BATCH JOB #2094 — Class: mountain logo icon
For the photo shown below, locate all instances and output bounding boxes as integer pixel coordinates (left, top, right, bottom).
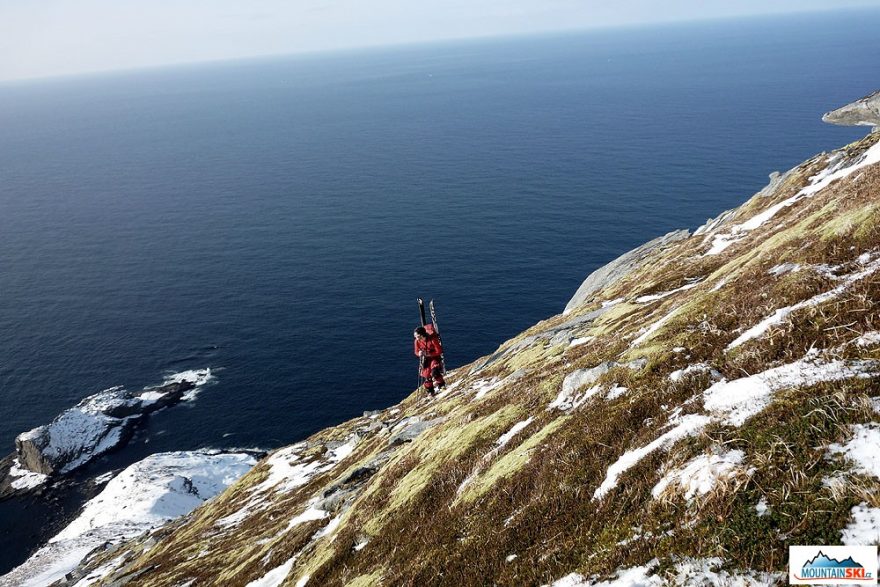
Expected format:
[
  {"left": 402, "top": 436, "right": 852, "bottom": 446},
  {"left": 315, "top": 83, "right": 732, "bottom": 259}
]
[{"left": 803, "top": 551, "right": 864, "bottom": 569}]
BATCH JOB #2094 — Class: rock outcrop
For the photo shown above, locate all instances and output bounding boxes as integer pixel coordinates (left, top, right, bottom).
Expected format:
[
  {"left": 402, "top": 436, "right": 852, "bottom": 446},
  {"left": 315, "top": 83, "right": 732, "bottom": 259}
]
[
  {"left": 11, "top": 370, "right": 211, "bottom": 478},
  {"left": 563, "top": 229, "right": 690, "bottom": 314},
  {"left": 822, "top": 90, "right": 880, "bottom": 128}
]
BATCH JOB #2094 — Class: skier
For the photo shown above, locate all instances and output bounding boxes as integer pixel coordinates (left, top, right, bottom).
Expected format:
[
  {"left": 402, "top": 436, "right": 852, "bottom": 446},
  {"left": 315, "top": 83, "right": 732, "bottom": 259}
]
[{"left": 414, "top": 325, "right": 445, "bottom": 395}]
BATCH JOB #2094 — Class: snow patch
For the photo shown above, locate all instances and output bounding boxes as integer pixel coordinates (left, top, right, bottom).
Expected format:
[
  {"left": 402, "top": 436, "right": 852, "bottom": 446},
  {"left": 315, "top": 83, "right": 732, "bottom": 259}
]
[
  {"left": 250, "top": 436, "right": 357, "bottom": 498},
  {"left": 705, "top": 234, "right": 745, "bottom": 256},
  {"left": 756, "top": 498, "right": 769, "bottom": 517},
  {"left": 672, "top": 558, "right": 779, "bottom": 586},
  {"left": 219, "top": 439, "right": 351, "bottom": 529},
  {"left": 703, "top": 356, "right": 878, "bottom": 426},
  {"left": 472, "top": 370, "right": 526, "bottom": 400},
  {"left": 71, "top": 554, "right": 128, "bottom": 587},
  {"left": 55, "top": 451, "right": 254, "bottom": 541},
  {"left": 635, "top": 279, "right": 702, "bottom": 304},
  {"left": 9, "top": 459, "right": 47, "bottom": 490},
  {"left": 548, "top": 563, "right": 662, "bottom": 587},
  {"left": 854, "top": 331, "right": 880, "bottom": 347},
  {"left": 704, "top": 142, "right": 880, "bottom": 256},
  {"left": 287, "top": 505, "right": 329, "bottom": 530},
  {"left": 245, "top": 556, "right": 297, "bottom": 587},
  {"left": 841, "top": 503, "right": 880, "bottom": 546},
  {"left": 569, "top": 336, "right": 594, "bottom": 348},
  {"left": 727, "top": 257, "right": 880, "bottom": 350},
  {"left": 669, "top": 363, "right": 718, "bottom": 383},
  {"left": 457, "top": 418, "right": 536, "bottom": 495},
  {"left": 711, "top": 276, "right": 730, "bottom": 292},
  {"left": 497, "top": 418, "right": 534, "bottom": 448},
  {"left": 250, "top": 444, "right": 324, "bottom": 496},
  {"left": 801, "top": 141, "right": 880, "bottom": 197},
  {"left": 327, "top": 437, "right": 357, "bottom": 462},
  {"left": 313, "top": 515, "right": 341, "bottom": 541},
  {"left": 473, "top": 378, "right": 503, "bottom": 400},
  {"left": 605, "top": 386, "right": 628, "bottom": 401},
  {"left": 215, "top": 507, "right": 252, "bottom": 528},
  {"left": 593, "top": 414, "right": 711, "bottom": 500},
  {"left": 768, "top": 263, "right": 802, "bottom": 276},
  {"left": 828, "top": 424, "right": 880, "bottom": 479},
  {"left": 652, "top": 448, "right": 746, "bottom": 502},
  {"left": 602, "top": 297, "right": 625, "bottom": 308},
  {"left": 631, "top": 308, "right": 679, "bottom": 348},
  {"left": 549, "top": 558, "right": 778, "bottom": 586}
]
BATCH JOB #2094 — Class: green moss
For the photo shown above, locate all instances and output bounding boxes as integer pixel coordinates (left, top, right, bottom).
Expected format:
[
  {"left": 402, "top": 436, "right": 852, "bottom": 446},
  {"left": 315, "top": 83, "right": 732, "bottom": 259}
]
[
  {"left": 591, "top": 302, "right": 640, "bottom": 336},
  {"left": 364, "top": 405, "right": 521, "bottom": 534},
  {"left": 505, "top": 343, "right": 555, "bottom": 370},
  {"left": 458, "top": 417, "right": 568, "bottom": 503},
  {"left": 345, "top": 570, "right": 385, "bottom": 586},
  {"left": 537, "top": 373, "right": 564, "bottom": 403},
  {"left": 622, "top": 344, "right": 664, "bottom": 364},
  {"left": 822, "top": 203, "right": 879, "bottom": 240}
]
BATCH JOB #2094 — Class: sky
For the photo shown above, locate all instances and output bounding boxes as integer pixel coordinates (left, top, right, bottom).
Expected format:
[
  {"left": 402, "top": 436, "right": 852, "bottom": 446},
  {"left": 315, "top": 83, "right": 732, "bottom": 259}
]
[{"left": 1, "top": 0, "right": 879, "bottom": 82}]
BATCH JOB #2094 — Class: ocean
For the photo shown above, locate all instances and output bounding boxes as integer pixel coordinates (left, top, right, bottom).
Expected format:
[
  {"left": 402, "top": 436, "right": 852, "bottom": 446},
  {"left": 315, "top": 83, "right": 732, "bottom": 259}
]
[{"left": 0, "top": 8, "right": 878, "bottom": 572}]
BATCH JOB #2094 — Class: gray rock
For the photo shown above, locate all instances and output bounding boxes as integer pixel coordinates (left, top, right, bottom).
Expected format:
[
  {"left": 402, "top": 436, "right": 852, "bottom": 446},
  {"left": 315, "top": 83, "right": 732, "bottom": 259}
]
[
  {"left": 822, "top": 90, "right": 880, "bottom": 128},
  {"left": 470, "top": 335, "right": 541, "bottom": 373},
  {"left": 470, "top": 306, "right": 612, "bottom": 374},
  {"left": 388, "top": 417, "right": 443, "bottom": 446},
  {"left": 754, "top": 169, "right": 797, "bottom": 199},
  {"left": 554, "top": 306, "right": 609, "bottom": 331},
  {"left": 626, "top": 358, "right": 648, "bottom": 370},
  {"left": 562, "top": 362, "right": 615, "bottom": 394},
  {"left": 549, "top": 329, "right": 573, "bottom": 346},
  {"left": 564, "top": 229, "right": 690, "bottom": 314},
  {"left": 693, "top": 209, "right": 736, "bottom": 236},
  {"left": 0, "top": 455, "right": 25, "bottom": 501}
]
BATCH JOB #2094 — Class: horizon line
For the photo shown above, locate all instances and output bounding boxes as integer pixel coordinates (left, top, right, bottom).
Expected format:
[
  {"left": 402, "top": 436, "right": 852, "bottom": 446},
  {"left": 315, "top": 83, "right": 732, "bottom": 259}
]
[{"left": 2, "top": 4, "right": 878, "bottom": 86}]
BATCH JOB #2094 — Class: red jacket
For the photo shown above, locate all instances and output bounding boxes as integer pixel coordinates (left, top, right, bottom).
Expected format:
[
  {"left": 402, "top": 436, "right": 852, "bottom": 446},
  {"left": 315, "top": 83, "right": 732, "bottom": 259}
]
[{"left": 414, "top": 333, "right": 443, "bottom": 361}]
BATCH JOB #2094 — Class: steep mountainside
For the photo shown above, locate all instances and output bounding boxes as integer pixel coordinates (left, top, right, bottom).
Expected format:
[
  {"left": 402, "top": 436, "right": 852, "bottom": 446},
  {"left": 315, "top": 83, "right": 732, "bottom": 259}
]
[{"left": 59, "top": 98, "right": 880, "bottom": 586}]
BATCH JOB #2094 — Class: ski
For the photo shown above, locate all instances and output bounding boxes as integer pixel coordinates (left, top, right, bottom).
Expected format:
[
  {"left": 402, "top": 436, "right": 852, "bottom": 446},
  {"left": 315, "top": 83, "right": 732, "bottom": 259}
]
[
  {"left": 418, "top": 298, "right": 427, "bottom": 327},
  {"left": 429, "top": 299, "right": 446, "bottom": 375}
]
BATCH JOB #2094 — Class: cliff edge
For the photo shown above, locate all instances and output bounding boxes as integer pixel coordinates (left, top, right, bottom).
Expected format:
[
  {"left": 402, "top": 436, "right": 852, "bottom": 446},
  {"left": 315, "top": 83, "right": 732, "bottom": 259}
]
[
  {"left": 822, "top": 90, "right": 880, "bottom": 129},
  {"left": 42, "top": 92, "right": 880, "bottom": 587}
]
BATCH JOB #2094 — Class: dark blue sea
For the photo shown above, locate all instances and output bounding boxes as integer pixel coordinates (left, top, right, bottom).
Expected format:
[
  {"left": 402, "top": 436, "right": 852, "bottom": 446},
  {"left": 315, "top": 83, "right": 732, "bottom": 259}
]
[{"left": 1, "top": 9, "right": 878, "bottom": 572}]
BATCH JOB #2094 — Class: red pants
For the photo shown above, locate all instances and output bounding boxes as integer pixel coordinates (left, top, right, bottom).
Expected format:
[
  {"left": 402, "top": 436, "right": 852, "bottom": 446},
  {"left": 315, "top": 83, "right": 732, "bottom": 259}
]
[{"left": 421, "top": 358, "right": 445, "bottom": 390}]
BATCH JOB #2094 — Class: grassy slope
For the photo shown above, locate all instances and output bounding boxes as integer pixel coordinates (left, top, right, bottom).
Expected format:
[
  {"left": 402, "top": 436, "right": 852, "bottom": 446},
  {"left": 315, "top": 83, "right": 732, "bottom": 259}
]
[{"left": 73, "top": 132, "right": 880, "bottom": 586}]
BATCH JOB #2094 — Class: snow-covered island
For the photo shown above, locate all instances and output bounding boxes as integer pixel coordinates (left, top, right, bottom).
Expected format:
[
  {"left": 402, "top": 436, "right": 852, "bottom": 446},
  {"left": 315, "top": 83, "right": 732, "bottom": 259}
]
[{"left": 0, "top": 369, "right": 215, "bottom": 499}]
